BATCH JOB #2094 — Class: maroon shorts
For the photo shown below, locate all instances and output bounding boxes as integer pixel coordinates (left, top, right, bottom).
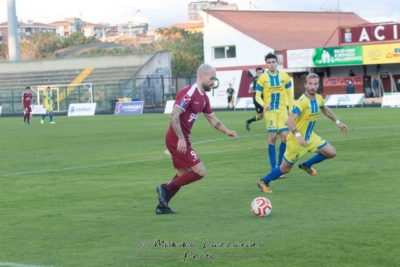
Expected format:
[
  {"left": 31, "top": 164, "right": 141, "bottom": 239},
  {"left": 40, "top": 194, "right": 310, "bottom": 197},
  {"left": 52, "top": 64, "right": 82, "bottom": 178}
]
[
  {"left": 165, "top": 138, "right": 201, "bottom": 169},
  {"left": 24, "top": 106, "right": 32, "bottom": 113}
]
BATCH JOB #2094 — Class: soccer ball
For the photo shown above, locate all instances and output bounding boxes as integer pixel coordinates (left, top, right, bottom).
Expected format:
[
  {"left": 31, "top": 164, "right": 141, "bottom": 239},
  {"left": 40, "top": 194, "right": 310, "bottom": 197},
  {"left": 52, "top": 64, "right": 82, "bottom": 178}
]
[{"left": 251, "top": 197, "right": 272, "bottom": 217}]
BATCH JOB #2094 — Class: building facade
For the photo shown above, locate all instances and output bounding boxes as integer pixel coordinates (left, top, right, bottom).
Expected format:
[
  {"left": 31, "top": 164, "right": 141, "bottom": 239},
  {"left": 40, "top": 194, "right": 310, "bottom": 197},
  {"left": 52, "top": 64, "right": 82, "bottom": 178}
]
[
  {"left": 201, "top": 10, "right": 399, "bottom": 107},
  {"left": 0, "top": 21, "right": 56, "bottom": 44}
]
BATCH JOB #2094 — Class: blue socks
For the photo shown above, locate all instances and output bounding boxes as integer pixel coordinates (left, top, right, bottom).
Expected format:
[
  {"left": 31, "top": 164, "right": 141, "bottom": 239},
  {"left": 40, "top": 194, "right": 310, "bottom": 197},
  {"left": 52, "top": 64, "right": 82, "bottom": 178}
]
[
  {"left": 278, "top": 142, "right": 286, "bottom": 166},
  {"left": 268, "top": 144, "right": 276, "bottom": 168},
  {"left": 262, "top": 153, "right": 327, "bottom": 186},
  {"left": 50, "top": 115, "right": 53, "bottom": 122},
  {"left": 268, "top": 143, "right": 286, "bottom": 168},
  {"left": 262, "top": 166, "right": 283, "bottom": 184},
  {"left": 303, "top": 153, "right": 327, "bottom": 168}
]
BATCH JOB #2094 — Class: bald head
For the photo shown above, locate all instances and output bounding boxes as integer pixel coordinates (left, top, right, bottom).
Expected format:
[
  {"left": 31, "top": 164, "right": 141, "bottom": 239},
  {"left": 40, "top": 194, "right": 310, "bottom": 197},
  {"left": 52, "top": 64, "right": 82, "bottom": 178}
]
[
  {"left": 197, "top": 64, "right": 216, "bottom": 77},
  {"left": 197, "top": 64, "right": 217, "bottom": 92}
]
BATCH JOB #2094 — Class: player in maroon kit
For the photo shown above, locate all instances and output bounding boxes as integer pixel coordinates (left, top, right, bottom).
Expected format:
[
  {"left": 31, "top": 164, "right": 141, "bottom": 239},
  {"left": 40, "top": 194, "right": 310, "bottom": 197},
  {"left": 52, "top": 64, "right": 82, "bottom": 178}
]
[
  {"left": 22, "top": 86, "right": 33, "bottom": 125},
  {"left": 156, "top": 64, "right": 238, "bottom": 214}
]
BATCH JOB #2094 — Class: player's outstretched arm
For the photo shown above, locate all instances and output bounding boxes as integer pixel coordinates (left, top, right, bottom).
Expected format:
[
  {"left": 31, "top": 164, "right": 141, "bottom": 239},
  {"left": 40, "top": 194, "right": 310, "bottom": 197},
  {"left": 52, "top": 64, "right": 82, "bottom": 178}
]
[
  {"left": 203, "top": 113, "right": 237, "bottom": 139},
  {"left": 321, "top": 106, "right": 348, "bottom": 132}
]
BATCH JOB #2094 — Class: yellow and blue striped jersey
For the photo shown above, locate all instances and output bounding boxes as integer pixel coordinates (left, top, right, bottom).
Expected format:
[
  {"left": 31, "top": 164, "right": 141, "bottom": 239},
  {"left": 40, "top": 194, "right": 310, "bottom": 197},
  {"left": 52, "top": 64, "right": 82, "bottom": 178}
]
[
  {"left": 255, "top": 70, "right": 293, "bottom": 111},
  {"left": 292, "top": 94, "right": 325, "bottom": 141},
  {"left": 43, "top": 92, "right": 54, "bottom": 108}
]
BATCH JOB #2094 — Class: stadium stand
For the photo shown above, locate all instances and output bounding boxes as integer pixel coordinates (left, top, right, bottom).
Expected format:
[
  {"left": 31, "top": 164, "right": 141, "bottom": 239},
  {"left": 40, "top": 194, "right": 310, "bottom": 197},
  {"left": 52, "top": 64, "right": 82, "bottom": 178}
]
[
  {"left": 0, "top": 52, "right": 172, "bottom": 114},
  {"left": 0, "top": 69, "right": 84, "bottom": 90}
]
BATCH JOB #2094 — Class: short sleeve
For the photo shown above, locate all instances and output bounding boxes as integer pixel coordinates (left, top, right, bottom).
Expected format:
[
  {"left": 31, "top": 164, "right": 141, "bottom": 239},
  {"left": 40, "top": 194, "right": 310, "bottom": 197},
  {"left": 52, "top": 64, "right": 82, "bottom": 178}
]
[
  {"left": 252, "top": 79, "right": 257, "bottom": 89},
  {"left": 176, "top": 93, "right": 192, "bottom": 111},
  {"left": 292, "top": 99, "right": 305, "bottom": 115},
  {"left": 255, "top": 74, "right": 265, "bottom": 92},
  {"left": 284, "top": 74, "right": 293, "bottom": 89}
]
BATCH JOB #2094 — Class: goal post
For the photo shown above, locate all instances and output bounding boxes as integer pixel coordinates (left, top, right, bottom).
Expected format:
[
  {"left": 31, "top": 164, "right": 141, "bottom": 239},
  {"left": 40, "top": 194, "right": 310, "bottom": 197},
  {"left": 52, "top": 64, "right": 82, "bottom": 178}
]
[{"left": 32, "top": 83, "right": 93, "bottom": 112}]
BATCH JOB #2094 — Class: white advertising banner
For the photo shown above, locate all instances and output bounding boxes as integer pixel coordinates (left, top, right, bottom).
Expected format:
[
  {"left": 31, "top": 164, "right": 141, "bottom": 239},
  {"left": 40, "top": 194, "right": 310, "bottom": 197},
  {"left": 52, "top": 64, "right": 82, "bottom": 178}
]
[
  {"left": 68, "top": 103, "right": 97, "bottom": 116},
  {"left": 325, "top": 94, "right": 364, "bottom": 106},
  {"left": 286, "top": 49, "right": 315, "bottom": 68},
  {"left": 31, "top": 105, "right": 46, "bottom": 115},
  {"left": 0, "top": 106, "right": 2, "bottom": 116},
  {"left": 207, "top": 70, "right": 242, "bottom": 108},
  {"left": 382, "top": 92, "right": 400, "bottom": 108},
  {"left": 164, "top": 100, "right": 175, "bottom": 114},
  {"left": 234, "top": 97, "right": 255, "bottom": 109}
]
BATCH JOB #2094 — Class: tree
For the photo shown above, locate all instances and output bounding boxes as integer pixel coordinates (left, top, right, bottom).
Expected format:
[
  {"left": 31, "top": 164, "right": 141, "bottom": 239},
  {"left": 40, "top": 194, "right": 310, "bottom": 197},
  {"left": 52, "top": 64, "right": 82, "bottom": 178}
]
[
  {"left": 20, "top": 32, "right": 61, "bottom": 60},
  {"left": 60, "top": 32, "right": 97, "bottom": 48},
  {"left": 140, "top": 28, "right": 203, "bottom": 76},
  {"left": 18, "top": 32, "right": 98, "bottom": 60},
  {"left": 0, "top": 44, "right": 7, "bottom": 60}
]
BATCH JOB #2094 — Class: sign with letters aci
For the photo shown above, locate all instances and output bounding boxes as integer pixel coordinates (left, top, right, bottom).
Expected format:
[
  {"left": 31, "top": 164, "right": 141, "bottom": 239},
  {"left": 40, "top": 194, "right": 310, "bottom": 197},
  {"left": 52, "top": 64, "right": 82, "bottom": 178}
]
[{"left": 114, "top": 101, "right": 144, "bottom": 115}]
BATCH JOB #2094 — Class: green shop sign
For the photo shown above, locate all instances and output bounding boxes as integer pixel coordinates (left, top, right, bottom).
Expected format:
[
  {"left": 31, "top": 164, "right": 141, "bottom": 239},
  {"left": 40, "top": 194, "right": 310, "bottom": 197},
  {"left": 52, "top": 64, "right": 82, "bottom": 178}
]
[{"left": 313, "top": 46, "right": 363, "bottom": 66}]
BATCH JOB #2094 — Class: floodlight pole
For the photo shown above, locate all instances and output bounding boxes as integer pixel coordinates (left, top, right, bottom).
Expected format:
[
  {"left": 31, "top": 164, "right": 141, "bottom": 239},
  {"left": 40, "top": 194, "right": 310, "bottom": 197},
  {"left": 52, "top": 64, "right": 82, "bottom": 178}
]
[{"left": 7, "top": 0, "right": 20, "bottom": 62}]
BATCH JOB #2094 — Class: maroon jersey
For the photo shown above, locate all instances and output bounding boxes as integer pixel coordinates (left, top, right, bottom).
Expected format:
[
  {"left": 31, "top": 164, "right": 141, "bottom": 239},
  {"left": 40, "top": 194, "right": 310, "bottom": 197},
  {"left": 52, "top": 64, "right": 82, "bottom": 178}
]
[
  {"left": 22, "top": 91, "right": 33, "bottom": 108},
  {"left": 166, "top": 84, "right": 213, "bottom": 144}
]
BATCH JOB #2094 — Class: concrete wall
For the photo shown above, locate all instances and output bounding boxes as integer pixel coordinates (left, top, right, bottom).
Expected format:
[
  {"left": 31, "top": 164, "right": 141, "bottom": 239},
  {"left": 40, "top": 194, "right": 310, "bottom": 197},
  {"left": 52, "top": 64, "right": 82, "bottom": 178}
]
[
  {"left": 0, "top": 54, "right": 154, "bottom": 73},
  {"left": 135, "top": 51, "right": 172, "bottom": 106}
]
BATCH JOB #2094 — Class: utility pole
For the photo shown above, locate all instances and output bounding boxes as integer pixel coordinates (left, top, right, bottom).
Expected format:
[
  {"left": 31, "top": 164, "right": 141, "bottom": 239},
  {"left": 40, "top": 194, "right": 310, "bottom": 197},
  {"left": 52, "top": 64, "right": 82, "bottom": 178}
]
[
  {"left": 130, "top": 9, "right": 141, "bottom": 37},
  {"left": 7, "top": 0, "right": 20, "bottom": 62}
]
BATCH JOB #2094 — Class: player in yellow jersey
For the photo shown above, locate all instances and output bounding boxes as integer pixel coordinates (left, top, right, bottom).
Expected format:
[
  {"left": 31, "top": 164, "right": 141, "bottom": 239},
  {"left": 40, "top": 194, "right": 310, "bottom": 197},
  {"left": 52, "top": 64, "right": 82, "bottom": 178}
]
[
  {"left": 41, "top": 86, "right": 56, "bottom": 125},
  {"left": 255, "top": 53, "right": 294, "bottom": 170},
  {"left": 258, "top": 73, "right": 348, "bottom": 193}
]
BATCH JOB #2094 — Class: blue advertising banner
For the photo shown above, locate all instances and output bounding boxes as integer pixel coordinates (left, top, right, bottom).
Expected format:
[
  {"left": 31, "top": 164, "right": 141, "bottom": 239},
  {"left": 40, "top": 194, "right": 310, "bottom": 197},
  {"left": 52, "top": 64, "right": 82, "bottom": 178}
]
[{"left": 114, "top": 101, "right": 144, "bottom": 115}]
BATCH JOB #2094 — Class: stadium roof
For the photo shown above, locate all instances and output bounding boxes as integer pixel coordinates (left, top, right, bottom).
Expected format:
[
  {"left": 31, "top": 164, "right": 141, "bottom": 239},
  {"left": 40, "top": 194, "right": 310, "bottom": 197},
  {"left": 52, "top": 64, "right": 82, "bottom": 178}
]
[{"left": 204, "top": 10, "right": 369, "bottom": 50}]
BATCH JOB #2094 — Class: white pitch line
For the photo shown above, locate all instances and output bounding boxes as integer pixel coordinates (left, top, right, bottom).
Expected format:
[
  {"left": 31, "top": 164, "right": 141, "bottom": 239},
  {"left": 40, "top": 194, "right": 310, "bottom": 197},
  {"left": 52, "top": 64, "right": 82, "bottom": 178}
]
[
  {"left": 0, "top": 157, "right": 164, "bottom": 178},
  {"left": 0, "top": 262, "right": 52, "bottom": 267},
  {"left": 1, "top": 131, "right": 399, "bottom": 178}
]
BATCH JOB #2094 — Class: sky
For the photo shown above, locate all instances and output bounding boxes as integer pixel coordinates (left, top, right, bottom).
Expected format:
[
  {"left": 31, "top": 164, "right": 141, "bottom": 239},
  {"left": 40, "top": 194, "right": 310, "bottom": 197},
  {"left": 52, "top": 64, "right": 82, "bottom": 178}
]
[{"left": 0, "top": 0, "right": 399, "bottom": 28}]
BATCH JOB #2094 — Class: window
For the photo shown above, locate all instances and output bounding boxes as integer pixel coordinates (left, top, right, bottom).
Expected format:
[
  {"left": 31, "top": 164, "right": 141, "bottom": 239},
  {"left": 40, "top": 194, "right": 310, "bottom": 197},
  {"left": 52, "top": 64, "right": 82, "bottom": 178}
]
[{"left": 213, "top": 45, "right": 236, "bottom": 59}]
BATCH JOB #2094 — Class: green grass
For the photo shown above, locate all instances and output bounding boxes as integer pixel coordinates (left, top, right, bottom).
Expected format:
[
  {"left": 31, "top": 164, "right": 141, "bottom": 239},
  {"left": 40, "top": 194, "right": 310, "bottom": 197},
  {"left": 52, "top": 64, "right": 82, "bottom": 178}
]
[{"left": 0, "top": 108, "right": 399, "bottom": 267}]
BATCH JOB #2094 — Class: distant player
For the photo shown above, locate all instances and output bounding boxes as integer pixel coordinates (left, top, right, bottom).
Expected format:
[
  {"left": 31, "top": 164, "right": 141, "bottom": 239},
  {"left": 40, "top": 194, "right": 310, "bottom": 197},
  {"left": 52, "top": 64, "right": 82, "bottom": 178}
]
[
  {"left": 256, "top": 53, "right": 294, "bottom": 170},
  {"left": 245, "top": 67, "right": 264, "bottom": 131},
  {"left": 22, "top": 86, "right": 33, "bottom": 125},
  {"left": 156, "top": 64, "right": 237, "bottom": 214},
  {"left": 41, "top": 86, "right": 56, "bottom": 125},
  {"left": 258, "top": 73, "right": 348, "bottom": 193},
  {"left": 226, "top": 84, "right": 235, "bottom": 110}
]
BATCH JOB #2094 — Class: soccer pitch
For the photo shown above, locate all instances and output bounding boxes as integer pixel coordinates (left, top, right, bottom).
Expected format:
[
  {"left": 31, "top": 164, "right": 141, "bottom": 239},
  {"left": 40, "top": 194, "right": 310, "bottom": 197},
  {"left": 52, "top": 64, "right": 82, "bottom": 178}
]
[{"left": 0, "top": 108, "right": 399, "bottom": 267}]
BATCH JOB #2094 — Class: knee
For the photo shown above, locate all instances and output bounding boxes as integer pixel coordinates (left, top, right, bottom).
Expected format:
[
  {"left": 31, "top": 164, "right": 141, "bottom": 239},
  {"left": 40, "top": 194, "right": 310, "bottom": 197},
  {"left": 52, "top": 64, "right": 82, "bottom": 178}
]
[
  {"left": 196, "top": 166, "right": 207, "bottom": 177},
  {"left": 280, "top": 134, "right": 288, "bottom": 143},
  {"left": 326, "top": 147, "right": 337, "bottom": 159},
  {"left": 280, "top": 164, "right": 292, "bottom": 174},
  {"left": 269, "top": 136, "right": 277, "bottom": 144},
  {"left": 327, "top": 151, "right": 336, "bottom": 159}
]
